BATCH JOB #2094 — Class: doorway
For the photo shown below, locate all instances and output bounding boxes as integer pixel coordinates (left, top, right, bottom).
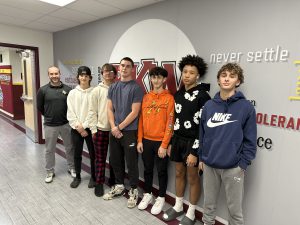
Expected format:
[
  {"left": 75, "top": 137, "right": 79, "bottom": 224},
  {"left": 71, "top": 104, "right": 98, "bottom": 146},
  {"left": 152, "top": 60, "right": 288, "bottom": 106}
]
[{"left": 0, "top": 42, "right": 42, "bottom": 143}]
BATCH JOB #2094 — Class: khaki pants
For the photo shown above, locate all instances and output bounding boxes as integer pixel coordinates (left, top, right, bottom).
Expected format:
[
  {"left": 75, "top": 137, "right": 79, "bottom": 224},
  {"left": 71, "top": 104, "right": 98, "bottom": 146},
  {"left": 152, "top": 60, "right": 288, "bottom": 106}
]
[{"left": 44, "top": 124, "right": 74, "bottom": 172}]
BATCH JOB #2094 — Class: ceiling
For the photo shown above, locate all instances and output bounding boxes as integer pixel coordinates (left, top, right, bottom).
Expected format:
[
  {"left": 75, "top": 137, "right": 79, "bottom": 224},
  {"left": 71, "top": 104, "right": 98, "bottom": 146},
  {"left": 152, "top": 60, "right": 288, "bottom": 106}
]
[{"left": 0, "top": 0, "right": 164, "bottom": 32}]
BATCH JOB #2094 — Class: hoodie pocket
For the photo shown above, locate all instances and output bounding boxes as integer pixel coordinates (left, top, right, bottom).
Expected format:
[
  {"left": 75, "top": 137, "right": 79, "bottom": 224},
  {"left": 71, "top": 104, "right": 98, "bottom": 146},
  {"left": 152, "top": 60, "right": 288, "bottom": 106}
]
[{"left": 202, "top": 139, "right": 240, "bottom": 168}]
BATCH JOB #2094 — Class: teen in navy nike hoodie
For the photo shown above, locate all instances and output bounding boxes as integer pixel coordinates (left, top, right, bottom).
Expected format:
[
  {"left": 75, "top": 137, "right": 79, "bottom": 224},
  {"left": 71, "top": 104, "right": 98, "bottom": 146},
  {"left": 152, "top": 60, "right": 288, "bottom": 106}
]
[
  {"left": 199, "top": 63, "right": 257, "bottom": 225},
  {"left": 199, "top": 91, "right": 257, "bottom": 170}
]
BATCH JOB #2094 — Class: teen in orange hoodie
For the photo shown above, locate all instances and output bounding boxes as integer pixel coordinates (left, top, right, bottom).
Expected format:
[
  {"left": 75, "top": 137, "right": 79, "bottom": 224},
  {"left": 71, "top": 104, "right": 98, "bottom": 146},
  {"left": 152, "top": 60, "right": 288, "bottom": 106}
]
[{"left": 137, "top": 67, "right": 174, "bottom": 215}]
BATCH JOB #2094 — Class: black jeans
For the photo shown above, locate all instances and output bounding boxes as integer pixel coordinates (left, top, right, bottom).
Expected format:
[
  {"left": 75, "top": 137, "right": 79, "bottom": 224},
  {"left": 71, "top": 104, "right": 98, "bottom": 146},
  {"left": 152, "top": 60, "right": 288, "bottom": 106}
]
[
  {"left": 109, "top": 130, "right": 139, "bottom": 188},
  {"left": 142, "top": 138, "right": 169, "bottom": 197},
  {"left": 71, "top": 128, "right": 95, "bottom": 180}
]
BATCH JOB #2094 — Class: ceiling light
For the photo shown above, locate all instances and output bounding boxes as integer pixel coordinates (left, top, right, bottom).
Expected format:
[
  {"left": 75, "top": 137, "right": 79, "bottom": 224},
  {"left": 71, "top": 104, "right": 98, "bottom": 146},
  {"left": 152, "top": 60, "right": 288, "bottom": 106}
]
[{"left": 39, "top": 0, "right": 76, "bottom": 7}]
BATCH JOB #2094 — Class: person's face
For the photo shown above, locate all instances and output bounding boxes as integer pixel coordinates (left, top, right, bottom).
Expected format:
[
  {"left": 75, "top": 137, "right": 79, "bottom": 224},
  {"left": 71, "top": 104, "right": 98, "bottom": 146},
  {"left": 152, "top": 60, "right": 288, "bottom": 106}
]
[
  {"left": 102, "top": 67, "right": 116, "bottom": 82},
  {"left": 182, "top": 65, "right": 199, "bottom": 87},
  {"left": 119, "top": 60, "right": 133, "bottom": 79},
  {"left": 150, "top": 75, "right": 166, "bottom": 90},
  {"left": 48, "top": 67, "right": 60, "bottom": 85},
  {"left": 78, "top": 74, "right": 91, "bottom": 86},
  {"left": 218, "top": 70, "right": 240, "bottom": 91}
]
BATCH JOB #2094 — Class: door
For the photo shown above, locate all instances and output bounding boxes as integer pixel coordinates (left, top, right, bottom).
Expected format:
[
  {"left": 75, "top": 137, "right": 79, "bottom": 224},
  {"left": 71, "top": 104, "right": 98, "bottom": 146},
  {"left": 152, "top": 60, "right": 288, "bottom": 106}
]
[{"left": 21, "top": 50, "right": 38, "bottom": 142}]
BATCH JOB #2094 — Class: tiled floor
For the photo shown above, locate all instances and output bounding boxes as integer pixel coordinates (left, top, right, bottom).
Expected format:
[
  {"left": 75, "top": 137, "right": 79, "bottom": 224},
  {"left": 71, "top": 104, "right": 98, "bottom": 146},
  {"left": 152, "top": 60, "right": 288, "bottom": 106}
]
[
  {"left": 0, "top": 115, "right": 206, "bottom": 225},
  {"left": 0, "top": 116, "right": 168, "bottom": 225}
]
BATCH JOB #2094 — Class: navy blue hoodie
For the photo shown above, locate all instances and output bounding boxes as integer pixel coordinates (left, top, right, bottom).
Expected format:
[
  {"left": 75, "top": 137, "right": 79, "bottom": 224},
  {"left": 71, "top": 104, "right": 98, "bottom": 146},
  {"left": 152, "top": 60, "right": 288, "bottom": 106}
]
[{"left": 198, "top": 91, "right": 257, "bottom": 170}]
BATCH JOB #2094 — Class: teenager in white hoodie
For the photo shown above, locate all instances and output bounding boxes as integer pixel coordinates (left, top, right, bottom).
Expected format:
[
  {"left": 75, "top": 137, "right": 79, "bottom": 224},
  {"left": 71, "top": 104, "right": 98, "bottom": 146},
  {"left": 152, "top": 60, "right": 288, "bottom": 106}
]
[
  {"left": 67, "top": 66, "right": 95, "bottom": 188},
  {"left": 88, "top": 63, "right": 117, "bottom": 197}
]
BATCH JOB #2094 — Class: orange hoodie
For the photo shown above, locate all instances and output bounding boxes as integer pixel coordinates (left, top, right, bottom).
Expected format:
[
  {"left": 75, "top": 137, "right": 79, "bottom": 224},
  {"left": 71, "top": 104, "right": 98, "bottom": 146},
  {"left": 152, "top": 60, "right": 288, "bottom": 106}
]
[{"left": 138, "top": 89, "right": 174, "bottom": 149}]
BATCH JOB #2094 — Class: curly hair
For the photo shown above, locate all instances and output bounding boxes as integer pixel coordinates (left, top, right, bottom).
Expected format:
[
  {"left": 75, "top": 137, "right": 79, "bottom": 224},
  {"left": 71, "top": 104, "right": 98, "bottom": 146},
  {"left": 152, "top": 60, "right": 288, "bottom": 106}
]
[
  {"left": 178, "top": 54, "right": 208, "bottom": 77},
  {"left": 217, "top": 63, "right": 244, "bottom": 87}
]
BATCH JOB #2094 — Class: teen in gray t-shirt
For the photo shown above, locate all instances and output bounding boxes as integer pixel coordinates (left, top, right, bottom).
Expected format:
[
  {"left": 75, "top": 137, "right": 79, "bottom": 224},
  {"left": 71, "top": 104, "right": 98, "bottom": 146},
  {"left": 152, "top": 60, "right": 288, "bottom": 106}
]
[
  {"left": 103, "top": 57, "right": 144, "bottom": 209},
  {"left": 108, "top": 80, "right": 143, "bottom": 131}
]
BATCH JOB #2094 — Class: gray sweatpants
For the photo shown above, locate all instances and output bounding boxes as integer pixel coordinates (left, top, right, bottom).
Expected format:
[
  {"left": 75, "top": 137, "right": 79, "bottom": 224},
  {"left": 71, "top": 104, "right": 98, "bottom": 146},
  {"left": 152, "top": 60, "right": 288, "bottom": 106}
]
[
  {"left": 44, "top": 124, "right": 74, "bottom": 172},
  {"left": 202, "top": 164, "right": 244, "bottom": 225}
]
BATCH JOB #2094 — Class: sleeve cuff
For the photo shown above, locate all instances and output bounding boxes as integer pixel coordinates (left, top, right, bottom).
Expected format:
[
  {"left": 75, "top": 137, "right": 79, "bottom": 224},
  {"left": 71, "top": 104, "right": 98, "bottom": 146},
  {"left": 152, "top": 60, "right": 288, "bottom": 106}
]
[{"left": 238, "top": 161, "right": 248, "bottom": 171}]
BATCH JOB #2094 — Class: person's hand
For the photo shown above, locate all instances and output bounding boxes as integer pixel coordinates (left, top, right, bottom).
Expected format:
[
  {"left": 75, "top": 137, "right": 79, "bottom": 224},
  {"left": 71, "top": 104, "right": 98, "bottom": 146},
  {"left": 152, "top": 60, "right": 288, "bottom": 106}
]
[
  {"left": 167, "top": 145, "right": 172, "bottom": 157},
  {"left": 199, "top": 162, "right": 204, "bottom": 171},
  {"left": 75, "top": 124, "right": 84, "bottom": 133},
  {"left": 158, "top": 147, "right": 167, "bottom": 158},
  {"left": 111, "top": 126, "right": 123, "bottom": 139},
  {"left": 80, "top": 130, "right": 88, "bottom": 137},
  {"left": 137, "top": 142, "right": 143, "bottom": 153},
  {"left": 186, "top": 154, "right": 197, "bottom": 167}
]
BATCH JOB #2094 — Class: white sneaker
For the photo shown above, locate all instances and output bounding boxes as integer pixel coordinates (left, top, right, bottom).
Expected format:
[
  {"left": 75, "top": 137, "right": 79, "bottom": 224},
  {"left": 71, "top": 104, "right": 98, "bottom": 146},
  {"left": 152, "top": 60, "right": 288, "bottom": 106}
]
[
  {"left": 68, "top": 169, "right": 76, "bottom": 178},
  {"left": 103, "top": 185, "right": 125, "bottom": 200},
  {"left": 127, "top": 188, "right": 139, "bottom": 208},
  {"left": 138, "top": 193, "right": 153, "bottom": 210},
  {"left": 45, "top": 172, "right": 55, "bottom": 183},
  {"left": 151, "top": 197, "right": 165, "bottom": 215}
]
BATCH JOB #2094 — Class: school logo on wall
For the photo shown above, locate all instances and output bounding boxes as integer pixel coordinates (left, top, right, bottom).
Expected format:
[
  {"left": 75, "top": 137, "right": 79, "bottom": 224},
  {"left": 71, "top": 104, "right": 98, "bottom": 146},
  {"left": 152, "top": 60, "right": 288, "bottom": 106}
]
[
  {"left": 109, "top": 19, "right": 197, "bottom": 94},
  {"left": 289, "top": 60, "right": 300, "bottom": 101}
]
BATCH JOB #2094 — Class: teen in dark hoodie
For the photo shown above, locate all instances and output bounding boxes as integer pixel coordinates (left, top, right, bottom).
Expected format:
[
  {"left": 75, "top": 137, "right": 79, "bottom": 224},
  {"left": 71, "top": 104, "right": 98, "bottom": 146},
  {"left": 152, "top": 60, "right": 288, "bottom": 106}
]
[
  {"left": 163, "top": 55, "right": 211, "bottom": 225},
  {"left": 199, "top": 63, "right": 257, "bottom": 225}
]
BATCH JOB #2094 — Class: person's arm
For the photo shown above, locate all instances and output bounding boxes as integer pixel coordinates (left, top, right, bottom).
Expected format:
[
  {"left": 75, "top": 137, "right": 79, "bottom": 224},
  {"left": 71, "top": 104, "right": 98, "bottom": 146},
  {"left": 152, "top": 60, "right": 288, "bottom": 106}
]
[
  {"left": 87, "top": 89, "right": 98, "bottom": 135},
  {"left": 119, "top": 85, "right": 143, "bottom": 130},
  {"left": 137, "top": 100, "right": 144, "bottom": 153},
  {"left": 160, "top": 97, "right": 175, "bottom": 149},
  {"left": 118, "top": 102, "right": 141, "bottom": 130},
  {"left": 107, "top": 99, "right": 122, "bottom": 138},
  {"left": 66, "top": 91, "right": 81, "bottom": 131},
  {"left": 238, "top": 106, "right": 257, "bottom": 171},
  {"left": 158, "top": 97, "right": 175, "bottom": 158},
  {"left": 188, "top": 92, "right": 211, "bottom": 160},
  {"left": 36, "top": 88, "right": 45, "bottom": 115}
]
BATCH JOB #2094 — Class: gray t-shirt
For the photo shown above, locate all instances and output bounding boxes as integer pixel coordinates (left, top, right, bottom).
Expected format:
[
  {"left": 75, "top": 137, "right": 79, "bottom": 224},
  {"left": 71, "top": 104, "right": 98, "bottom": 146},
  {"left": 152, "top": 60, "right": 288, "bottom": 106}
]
[{"left": 108, "top": 80, "right": 144, "bottom": 131}]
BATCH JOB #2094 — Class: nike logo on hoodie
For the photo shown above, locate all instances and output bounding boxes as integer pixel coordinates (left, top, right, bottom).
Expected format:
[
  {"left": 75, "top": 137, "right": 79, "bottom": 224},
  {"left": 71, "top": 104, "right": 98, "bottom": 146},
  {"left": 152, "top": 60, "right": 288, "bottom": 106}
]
[{"left": 207, "top": 113, "right": 237, "bottom": 128}]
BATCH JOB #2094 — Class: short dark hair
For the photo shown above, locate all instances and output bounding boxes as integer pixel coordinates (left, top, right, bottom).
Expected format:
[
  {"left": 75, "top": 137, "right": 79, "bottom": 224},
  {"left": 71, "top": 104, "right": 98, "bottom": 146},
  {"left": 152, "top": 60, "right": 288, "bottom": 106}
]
[
  {"left": 102, "top": 63, "right": 117, "bottom": 76},
  {"left": 217, "top": 63, "right": 244, "bottom": 87},
  {"left": 120, "top": 57, "right": 134, "bottom": 67},
  {"left": 77, "top": 66, "right": 92, "bottom": 84},
  {"left": 178, "top": 54, "right": 207, "bottom": 77},
  {"left": 149, "top": 67, "right": 168, "bottom": 78},
  {"left": 47, "top": 66, "right": 60, "bottom": 74}
]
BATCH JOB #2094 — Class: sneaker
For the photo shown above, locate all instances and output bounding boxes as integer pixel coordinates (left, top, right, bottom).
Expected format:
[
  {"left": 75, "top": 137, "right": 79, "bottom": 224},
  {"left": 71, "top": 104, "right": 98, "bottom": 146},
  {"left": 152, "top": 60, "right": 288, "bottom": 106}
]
[
  {"left": 88, "top": 178, "right": 96, "bottom": 188},
  {"left": 127, "top": 188, "right": 139, "bottom": 209},
  {"left": 70, "top": 177, "right": 81, "bottom": 188},
  {"left": 103, "top": 184, "right": 125, "bottom": 200},
  {"left": 68, "top": 169, "right": 76, "bottom": 178},
  {"left": 151, "top": 197, "right": 165, "bottom": 215},
  {"left": 138, "top": 193, "right": 153, "bottom": 210},
  {"left": 45, "top": 172, "right": 55, "bottom": 183},
  {"left": 94, "top": 184, "right": 104, "bottom": 197}
]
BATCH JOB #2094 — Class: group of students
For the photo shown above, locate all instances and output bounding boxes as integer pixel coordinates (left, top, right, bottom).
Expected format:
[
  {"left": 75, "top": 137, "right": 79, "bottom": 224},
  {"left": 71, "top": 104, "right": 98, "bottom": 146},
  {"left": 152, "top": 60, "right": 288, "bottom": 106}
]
[{"left": 37, "top": 55, "right": 257, "bottom": 225}]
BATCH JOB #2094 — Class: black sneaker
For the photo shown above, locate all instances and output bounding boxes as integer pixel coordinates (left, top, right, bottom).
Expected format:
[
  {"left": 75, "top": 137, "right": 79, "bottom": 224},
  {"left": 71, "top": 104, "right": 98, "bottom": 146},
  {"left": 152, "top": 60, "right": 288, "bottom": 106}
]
[
  {"left": 70, "top": 178, "right": 81, "bottom": 188},
  {"left": 94, "top": 184, "right": 104, "bottom": 197},
  {"left": 88, "top": 177, "right": 96, "bottom": 188}
]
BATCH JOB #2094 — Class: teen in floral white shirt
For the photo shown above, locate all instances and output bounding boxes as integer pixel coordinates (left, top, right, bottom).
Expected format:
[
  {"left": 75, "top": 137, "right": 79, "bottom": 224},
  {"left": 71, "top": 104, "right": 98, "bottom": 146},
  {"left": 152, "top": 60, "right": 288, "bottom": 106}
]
[{"left": 163, "top": 55, "right": 211, "bottom": 225}]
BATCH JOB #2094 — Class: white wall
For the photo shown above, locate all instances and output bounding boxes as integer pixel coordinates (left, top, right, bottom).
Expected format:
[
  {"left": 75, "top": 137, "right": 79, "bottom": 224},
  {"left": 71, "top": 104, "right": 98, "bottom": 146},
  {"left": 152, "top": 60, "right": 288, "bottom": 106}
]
[
  {"left": 53, "top": 1, "right": 300, "bottom": 224},
  {"left": 0, "top": 49, "right": 10, "bottom": 65},
  {"left": 0, "top": 23, "right": 53, "bottom": 85},
  {"left": 9, "top": 49, "right": 22, "bottom": 84}
]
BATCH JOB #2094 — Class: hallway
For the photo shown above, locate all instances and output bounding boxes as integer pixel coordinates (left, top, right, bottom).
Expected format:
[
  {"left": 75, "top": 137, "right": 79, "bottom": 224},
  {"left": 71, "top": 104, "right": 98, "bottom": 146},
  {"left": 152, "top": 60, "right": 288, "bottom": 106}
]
[{"left": 0, "top": 116, "right": 168, "bottom": 225}]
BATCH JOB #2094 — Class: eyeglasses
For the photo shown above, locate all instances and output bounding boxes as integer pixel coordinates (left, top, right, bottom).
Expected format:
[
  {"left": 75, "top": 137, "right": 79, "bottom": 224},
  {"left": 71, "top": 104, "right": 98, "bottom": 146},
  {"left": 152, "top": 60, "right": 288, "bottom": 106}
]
[{"left": 102, "top": 70, "right": 115, "bottom": 74}]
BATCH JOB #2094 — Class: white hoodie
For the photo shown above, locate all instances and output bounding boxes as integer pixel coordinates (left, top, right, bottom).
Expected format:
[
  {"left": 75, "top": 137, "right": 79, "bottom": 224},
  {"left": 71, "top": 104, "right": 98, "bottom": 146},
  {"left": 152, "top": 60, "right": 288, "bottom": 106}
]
[
  {"left": 67, "top": 85, "right": 94, "bottom": 129},
  {"left": 88, "top": 82, "right": 111, "bottom": 134}
]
